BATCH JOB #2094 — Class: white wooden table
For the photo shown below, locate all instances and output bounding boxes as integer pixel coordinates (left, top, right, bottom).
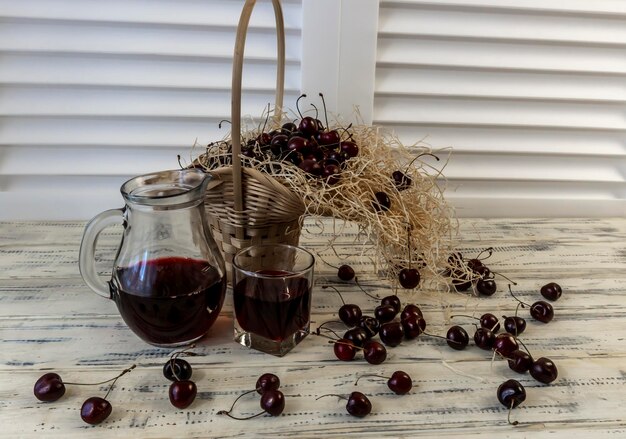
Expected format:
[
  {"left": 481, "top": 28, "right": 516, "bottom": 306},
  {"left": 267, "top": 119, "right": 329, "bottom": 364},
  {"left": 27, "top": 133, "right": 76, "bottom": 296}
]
[{"left": 1, "top": 218, "right": 625, "bottom": 438}]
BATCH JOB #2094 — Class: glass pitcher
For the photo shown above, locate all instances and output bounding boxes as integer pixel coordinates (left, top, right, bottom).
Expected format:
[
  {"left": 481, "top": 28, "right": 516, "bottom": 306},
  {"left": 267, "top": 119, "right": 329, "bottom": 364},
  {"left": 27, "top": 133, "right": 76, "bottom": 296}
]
[{"left": 79, "top": 169, "right": 226, "bottom": 347}]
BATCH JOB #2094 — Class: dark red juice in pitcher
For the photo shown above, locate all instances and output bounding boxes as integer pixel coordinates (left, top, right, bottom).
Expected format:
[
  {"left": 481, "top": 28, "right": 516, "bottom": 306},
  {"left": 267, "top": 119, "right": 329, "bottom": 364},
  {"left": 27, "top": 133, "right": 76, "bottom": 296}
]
[
  {"left": 110, "top": 257, "right": 226, "bottom": 345},
  {"left": 233, "top": 270, "right": 311, "bottom": 341}
]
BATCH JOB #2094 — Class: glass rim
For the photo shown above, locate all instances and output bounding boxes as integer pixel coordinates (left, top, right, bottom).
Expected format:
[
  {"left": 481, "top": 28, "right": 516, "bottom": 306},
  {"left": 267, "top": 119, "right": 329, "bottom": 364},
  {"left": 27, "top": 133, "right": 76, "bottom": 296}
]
[
  {"left": 232, "top": 243, "right": 315, "bottom": 279},
  {"left": 120, "top": 168, "right": 209, "bottom": 206}
]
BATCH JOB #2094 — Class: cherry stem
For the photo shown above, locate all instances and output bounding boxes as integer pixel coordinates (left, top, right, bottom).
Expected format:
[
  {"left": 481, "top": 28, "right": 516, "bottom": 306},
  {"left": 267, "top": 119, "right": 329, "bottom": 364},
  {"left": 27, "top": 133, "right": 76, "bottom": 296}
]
[
  {"left": 406, "top": 223, "right": 412, "bottom": 270},
  {"left": 310, "top": 103, "right": 319, "bottom": 121},
  {"left": 217, "top": 388, "right": 258, "bottom": 419},
  {"left": 322, "top": 285, "right": 346, "bottom": 305},
  {"left": 218, "top": 119, "right": 231, "bottom": 129},
  {"left": 508, "top": 400, "right": 519, "bottom": 426},
  {"left": 170, "top": 344, "right": 197, "bottom": 381},
  {"left": 296, "top": 94, "right": 306, "bottom": 118},
  {"left": 103, "top": 364, "right": 136, "bottom": 400},
  {"left": 177, "top": 155, "right": 184, "bottom": 169},
  {"left": 354, "top": 374, "right": 388, "bottom": 386},
  {"left": 515, "top": 337, "right": 533, "bottom": 358},
  {"left": 319, "top": 93, "right": 329, "bottom": 129},
  {"left": 316, "top": 394, "right": 347, "bottom": 401},
  {"left": 313, "top": 321, "right": 343, "bottom": 339},
  {"left": 450, "top": 314, "right": 479, "bottom": 321},
  {"left": 63, "top": 364, "right": 136, "bottom": 387},
  {"left": 403, "top": 152, "right": 440, "bottom": 173},
  {"left": 475, "top": 247, "right": 494, "bottom": 261},
  {"left": 355, "top": 277, "right": 380, "bottom": 300},
  {"left": 261, "top": 103, "right": 270, "bottom": 134},
  {"left": 514, "top": 302, "right": 523, "bottom": 318},
  {"left": 492, "top": 271, "right": 518, "bottom": 286},
  {"left": 337, "top": 124, "right": 354, "bottom": 141},
  {"left": 217, "top": 410, "right": 266, "bottom": 421},
  {"left": 508, "top": 285, "right": 530, "bottom": 307},
  {"left": 316, "top": 254, "right": 340, "bottom": 271}
]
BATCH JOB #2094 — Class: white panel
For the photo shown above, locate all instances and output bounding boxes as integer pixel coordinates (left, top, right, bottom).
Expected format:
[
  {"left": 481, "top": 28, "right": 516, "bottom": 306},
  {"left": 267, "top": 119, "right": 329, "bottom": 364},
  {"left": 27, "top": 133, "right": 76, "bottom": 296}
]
[{"left": 374, "top": 1, "right": 626, "bottom": 217}]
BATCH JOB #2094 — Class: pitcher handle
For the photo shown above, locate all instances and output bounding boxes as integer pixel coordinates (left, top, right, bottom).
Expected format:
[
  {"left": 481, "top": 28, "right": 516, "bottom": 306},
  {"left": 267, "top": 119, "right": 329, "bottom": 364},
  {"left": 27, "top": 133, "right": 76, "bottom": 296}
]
[{"left": 78, "top": 208, "right": 124, "bottom": 298}]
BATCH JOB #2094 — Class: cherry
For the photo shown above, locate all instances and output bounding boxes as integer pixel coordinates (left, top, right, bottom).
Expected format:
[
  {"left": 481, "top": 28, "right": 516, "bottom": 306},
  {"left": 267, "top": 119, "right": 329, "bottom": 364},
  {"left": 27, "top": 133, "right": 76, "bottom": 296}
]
[
  {"left": 287, "top": 136, "right": 311, "bottom": 155},
  {"left": 381, "top": 295, "right": 402, "bottom": 314},
  {"left": 497, "top": 379, "right": 526, "bottom": 425},
  {"left": 340, "top": 140, "right": 359, "bottom": 158},
  {"left": 530, "top": 301, "right": 554, "bottom": 323},
  {"left": 270, "top": 134, "right": 289, "bottom": 154},
  {"left": 476, "top": 278, "right": 497, "bottom": 296},
  {"left": 338, "top": 264, "right": 355, "bottom": 281},
  {"left": 334, "top": 339, "right": 357, "bottom": 361},
  {"left": 473, "top": 327, "right": 495, "bottom": 350},
  {"left": 446, "top": 325, "right": 469, "bottom": 350},
  {"left": 363, "top": 340, "right": 387, "bottom": 365},
  {"left": 373, "top": 192, "right": 391, "bottom": 212},
  {"left": 392, "top": 170, "right": 411, "bottom": 191},
  {"left": 503, "top": 315, "right": 526, "bottom": 336},
  {"left": 281, "top": 122, "right": 297, "bottom": 134},
  {"left": 480, "top": 313, "right": 501, "bottom": 332},
  {"left": 256, "top": 373, "right": 280, "bottom": 395},
  {"left": 322, "top": 163, "right": 341, "bottom": 185},
  {"left": 452, "top": 274, "right": 472, "bottom": 292},
  {"left": 507, "top": 349, "right": 533, "bottom": 374},
  {"left": 399, "top": 268, "right": 420, "bottom": 289},
  {"left": 402, "top": 315, "right": 426, "bottom": 339},
  {"left": 494, "top": 333, "right": 519, "bottom": 357},
  {"left": 169, "top": 380, "right": 197, "bottom": 409},
  {"left": 319, "top": 130, "right": 341, "bottom": 147},
  {"left": 400, "top": 304, "right": 423, "bottom": 321},
  {"left": 317, "top": 391, "right": 372, "bottom": 417},
  {"left": 34, "top": 373, "right": 65, "bottom": 402},
  {"left": 530, "top": 357, "right": 558, "bottom": 384},
  {"left": 358, "top": 316, "right": 380, "bottom": 338},
  {"left": 540, "top": 282, "right": 562, "bottom": 301},
  {"left": 375, "top": 304, "right": 397, "bottom": 323},
  {"left": 163, "top": 358, "right": 192, "bottom": 382},
  {"left": 299, "top": 158, "right": 323, "bottom": 176},
  {"left": 339, "top": 304, "right": 362, "bottom": 327},
  {"left": 474, "top": 265, "right": 491, "bottom": 278},
  {"left": 219, "top": 387, "right": 286, "bottom": 419},
  {"left": 379, "top": 321, "right": 404, "bottom": 347},
  {"left": 81, "top": 397, "right": 112, "bottom": 425},
  {"left": 467, "top": 258, "right": 483, "bottom": 272},
  {"left": 344, "top": 327, "right": 369, "bottom": 347},
  {"left": 356, "top": 371, "right": 412, "bottom": 395},
  {"left": 257, "top": 132, "right": 272, "bottom": 146}
]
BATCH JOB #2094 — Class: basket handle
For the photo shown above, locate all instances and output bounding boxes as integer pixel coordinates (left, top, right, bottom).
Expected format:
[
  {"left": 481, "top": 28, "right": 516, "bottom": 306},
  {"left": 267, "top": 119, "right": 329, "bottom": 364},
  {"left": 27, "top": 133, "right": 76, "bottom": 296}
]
[{"left": 231, "top": 0, "right": 286, "bottom": 227}]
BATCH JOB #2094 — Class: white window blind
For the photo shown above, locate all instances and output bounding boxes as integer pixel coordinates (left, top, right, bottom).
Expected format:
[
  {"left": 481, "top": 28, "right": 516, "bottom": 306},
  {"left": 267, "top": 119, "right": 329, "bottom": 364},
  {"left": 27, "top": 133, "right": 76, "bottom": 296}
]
[
  {"left": 0, "top": 0, "right": 303, "bottom": 219},
  {"left": 376, "top": 0, "right": 626, "bottom": 217}
]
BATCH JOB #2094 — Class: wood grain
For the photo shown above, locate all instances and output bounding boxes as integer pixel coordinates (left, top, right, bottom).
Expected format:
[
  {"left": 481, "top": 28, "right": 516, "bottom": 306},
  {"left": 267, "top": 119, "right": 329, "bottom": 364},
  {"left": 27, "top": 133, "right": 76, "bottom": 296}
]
[{"left": 1, "top": 218, "right": 625, "bottom": 438}]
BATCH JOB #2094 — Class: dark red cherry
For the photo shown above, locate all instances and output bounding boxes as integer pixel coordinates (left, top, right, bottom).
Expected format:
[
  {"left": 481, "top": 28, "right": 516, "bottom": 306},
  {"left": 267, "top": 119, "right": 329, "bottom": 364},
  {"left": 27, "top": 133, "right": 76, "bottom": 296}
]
[
  {"left": 299, "top": 159, "right": 323, "bottom": 176},
  {"left": 34, "top": 373, "right": 66, "bottom": 402},
  {"left": 344, "top": 327, "right": 369, "bottom": 347},
  {"left": 363, "top": 340, "right": 387, "bottom": 365},
  {"left": 373, "top": 192, "right": 391, "bottom": 212},
  {"left": 334, "top": 339, "right": 357, "bottom": 361},
  {"left": 256, "top": 373, "right": 280, "bottom": 395},
  {"left": 281, "top": 122, "right": 297, "bottom": 134},
  {"left": 374, "top": 304, "right": 397, "bottom": 324},
  {"left": 270, "top": 134, "right": 289, "bottom": 153},
  {"left": 400, "top": 304, "right": 423, "bottom": 321},
  {"left": 497, "top": 379, "right": 526, "bottom": 409},
  {"left": 466, "top": 258, "right": 483, "bottom": 272},
  {"left": 446, "top": 325, "right": 469, "bottom": 350},
  {"left": 337, "top": 264, "right": 355, "bottom": 281},
  {"left": 392, "top": 170, "right": 411, "bottom": 191},
  {"left": 358, "top": 316, "right": 380, "bottom": 338},
  {"left": 282, "top": 150, "right": 303, "bottom": 166},
  {"left": 530, "top": 357, "right": 558, "bottom": 384},
  {"left": 476, "top": 278, "right": 497, "bottom": 296},
  {"left": 388, "top": 371, "right": 412, "bottom": 395},
  {"left": 480, "top": 313, "right": 500, "bottom": 332},
  {"left": 322, "top": 163, "right": 341, "bottom": 185},
  {"left": 473, "top": 327, "right": 495, "bottom": 350},
  {"left": 299, "top": 116, "right": 320, "bottom": 137},
  {"left": 287, "top": 136, "right": 311, "bottom": 154},
  {"left": 319, "top": 130, "right": 341, "bottom": 147},
  {"left": 346, "top": 391, "right": 372, "bottom": 417},
  {"left": 530, "top": 301, "right": 554, "bottom": 323},
  {"left": 503, "top": 316, "right": 526, "bottom": 336},
  {"left": 257, "top": 132, "right": 272, "bottom": 146},
  {"left": 452, "top": 272, "right": 472, "bottom": 292},
  {"left": 474, "top": 265, "right": 491, "bottom": 278},
  {"left": 399, "top": 268, "right": 420, "bottom": 289},
  {"left": 540, "top": 282, "right": 562, "bottom": 301},
  {"left": 163, "top": 358, "right": 192, "bottom": 382},
  {"left": 494, "top": 333, "right": 519, "bottom": 357},
  {"left": 340, "top": 141, "right": 359, "bottom": 158},
  {"left": 379, "top": 321, "right": 404, "bottom": 347},
  {"left": 260, "top": 389, "right": 285, "bottom": 416},
  {"left": 339, "top": 303, "right": 362, "bottom": 327},
  {"left": 381, "top": 295, "right": 402, "bottom": 314},
  {"left": 80, "top": 397, "right": 112, "bottom": 425},
  {"left": 402, "top": 315, "right": 426, "bottom": 339},
  {"left": 169, "top": 380, "right": 197, "bottom": 409},
  {"left": 508, "top": 350, "right": 533, "bottom": 374}
]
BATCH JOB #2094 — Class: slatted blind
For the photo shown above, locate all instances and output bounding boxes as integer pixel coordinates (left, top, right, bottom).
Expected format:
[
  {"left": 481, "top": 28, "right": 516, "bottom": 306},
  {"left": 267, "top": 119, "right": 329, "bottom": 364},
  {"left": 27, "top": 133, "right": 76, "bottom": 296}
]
[
  {"left": 376, "top": 0, "right": 626, "bottom": 217},
  {"left": 0, "top": 0, "right": 302, "bottom": 219}
]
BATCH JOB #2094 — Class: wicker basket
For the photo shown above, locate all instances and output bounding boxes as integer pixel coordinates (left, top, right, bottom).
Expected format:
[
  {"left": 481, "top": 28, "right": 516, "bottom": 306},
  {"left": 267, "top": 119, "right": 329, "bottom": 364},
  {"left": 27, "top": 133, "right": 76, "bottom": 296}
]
[{"left": 203, "top": 0, "right": 306, "bottom": 279}]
